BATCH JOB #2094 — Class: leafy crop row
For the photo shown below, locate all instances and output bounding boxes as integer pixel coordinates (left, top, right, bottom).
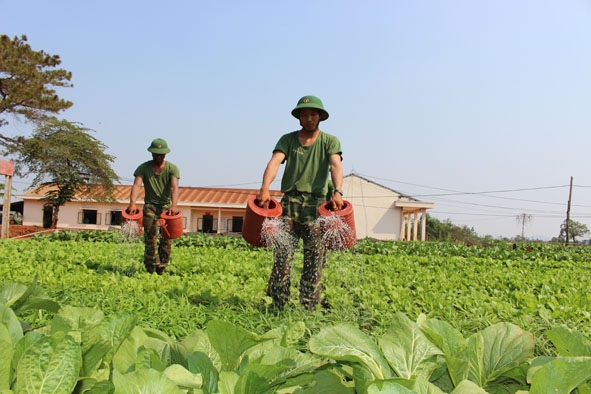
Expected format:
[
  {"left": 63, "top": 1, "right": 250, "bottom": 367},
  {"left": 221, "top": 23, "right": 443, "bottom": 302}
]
[
  {"left": 1, "top": 281, "right": 590, "bottom": 393},
  {"left": 0, "top": 232, "right": 590, "bottom": 391}
]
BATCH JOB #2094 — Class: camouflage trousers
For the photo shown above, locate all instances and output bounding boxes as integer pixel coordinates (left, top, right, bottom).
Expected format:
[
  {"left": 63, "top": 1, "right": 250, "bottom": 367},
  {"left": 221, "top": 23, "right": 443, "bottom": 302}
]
[
  {"left": 142, "top": 204, "right": 172, "bottom": 274},
  {"left": 266, "top": 192, "right": 326, "bottom": 310}
]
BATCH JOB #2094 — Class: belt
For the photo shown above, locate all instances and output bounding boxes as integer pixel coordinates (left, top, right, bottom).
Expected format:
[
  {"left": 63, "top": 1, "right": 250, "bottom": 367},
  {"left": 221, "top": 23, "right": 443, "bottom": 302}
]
[{"left": 285, "top": 190, "right": 324, "bottom": 199}]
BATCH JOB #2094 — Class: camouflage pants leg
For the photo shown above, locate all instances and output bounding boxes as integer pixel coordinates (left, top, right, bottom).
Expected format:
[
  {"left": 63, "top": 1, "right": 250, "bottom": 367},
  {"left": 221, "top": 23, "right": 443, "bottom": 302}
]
[
  {"left": 266, "top": 222, "right": 299, "bottom": 310},
  {"left": 298, "top": 222, "right": 325, "bottom": 310},
  {"left": 157, "top": 237, "right": 172, "bottom": 273},
  {"left": 269, "top": 192, "right": 327, "bottom": 310},
  {"left": 143, "top": 205, "right": 172, "bottom": 274}
]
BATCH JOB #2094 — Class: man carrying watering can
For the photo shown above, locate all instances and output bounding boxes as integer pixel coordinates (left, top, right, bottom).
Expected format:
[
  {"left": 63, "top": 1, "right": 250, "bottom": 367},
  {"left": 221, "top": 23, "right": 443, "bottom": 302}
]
[
  {"left": 257, "top": 95, "right": 344, "bottom": 311},
  {"left": 128, "top": 138, "right": 180, "bottom": 275}
]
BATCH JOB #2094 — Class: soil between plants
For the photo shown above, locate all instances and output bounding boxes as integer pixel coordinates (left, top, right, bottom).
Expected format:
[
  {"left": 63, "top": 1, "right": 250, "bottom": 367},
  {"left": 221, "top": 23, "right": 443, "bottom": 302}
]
[{"left": 1, "top": 225, "right": 48, "bottom": 239}]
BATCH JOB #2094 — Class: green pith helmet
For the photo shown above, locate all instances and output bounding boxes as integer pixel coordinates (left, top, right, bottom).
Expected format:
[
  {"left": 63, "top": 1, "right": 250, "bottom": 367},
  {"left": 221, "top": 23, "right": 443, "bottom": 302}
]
[
  {"left": 291, "top": 95, "right": 329, "bottom": 121},
  {"left": 147, "top": 138, "right": 171, "bottom": 154}
]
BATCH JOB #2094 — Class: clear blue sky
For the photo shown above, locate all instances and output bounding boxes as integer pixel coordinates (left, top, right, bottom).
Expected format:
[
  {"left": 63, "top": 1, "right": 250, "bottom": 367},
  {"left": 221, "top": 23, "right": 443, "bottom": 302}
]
[{"left": 3, "top": 0, "right": 591, "bottom": 239}]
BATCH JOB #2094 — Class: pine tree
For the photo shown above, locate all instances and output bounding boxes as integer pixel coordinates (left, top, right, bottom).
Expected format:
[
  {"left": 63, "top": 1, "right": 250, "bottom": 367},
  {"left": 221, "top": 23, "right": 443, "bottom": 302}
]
[{"left": 0, "top": 34, "right": 73, "bottom": 145}]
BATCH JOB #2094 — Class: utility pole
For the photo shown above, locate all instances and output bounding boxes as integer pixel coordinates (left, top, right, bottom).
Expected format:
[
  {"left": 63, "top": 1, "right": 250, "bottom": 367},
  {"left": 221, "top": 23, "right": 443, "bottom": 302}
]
[{"left": 565, "top": 176, "right": 573, "bottom": 245}]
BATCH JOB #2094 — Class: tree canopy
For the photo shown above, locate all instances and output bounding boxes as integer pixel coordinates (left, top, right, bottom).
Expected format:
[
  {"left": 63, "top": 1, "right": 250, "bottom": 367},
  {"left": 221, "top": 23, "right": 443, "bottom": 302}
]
[
  {"left": 425, "top": 214, "right": 480, "bottom": 243},
  {"left": 558, "top": 219, "right": 590, "bottom": 244},
  {"left": 15, "top": 118, "right": 119, "bottom": 228},
  {"left": 0, "top": 35, "right": 120, "bottom": 228},
  {"left": 0, "top": 34, "right": 73, "bottom": 145}
]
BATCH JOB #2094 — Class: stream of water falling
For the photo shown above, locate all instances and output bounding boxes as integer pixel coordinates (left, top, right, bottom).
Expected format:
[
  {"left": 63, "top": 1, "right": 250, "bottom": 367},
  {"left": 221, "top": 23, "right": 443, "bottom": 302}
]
[
  {"left": 113, "top": 220, "right": 143, "bottom": 275},
  {"left": 120, "top": 220, "right": 141, "bottom": 241},
  {"left": 260, "top": 217, "right": 296, "bottom": 251},
  {"left": 260, "top": 214, "right": 354, "bottom": 253},
  {"left": 315, "top": 214, "right": 354, "bottom": 251}
]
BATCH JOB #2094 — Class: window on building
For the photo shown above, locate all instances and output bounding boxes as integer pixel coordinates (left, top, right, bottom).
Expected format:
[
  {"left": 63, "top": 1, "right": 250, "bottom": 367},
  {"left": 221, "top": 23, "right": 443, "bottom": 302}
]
[
  {"left": 43, "top": 205, "right": 52, "bottom": 228},
  {"left": 202, "top": 214, "right": 214, "bottom": 233},
  {"left": 231, "top": 216, "right": 243, "bottom": 232},
  {"left": 78, "top": 209, "right": 100, "bottom": 225},
  {"left": 107, "top": 211, "right": 123, "bottom": 226}
]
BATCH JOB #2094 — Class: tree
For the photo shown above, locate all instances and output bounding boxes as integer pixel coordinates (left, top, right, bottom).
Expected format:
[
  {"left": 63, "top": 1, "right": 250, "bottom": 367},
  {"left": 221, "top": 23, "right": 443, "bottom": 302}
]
[
  {"left": 0, "top": 34, "right": 73, "bottom": 145},
  {"left": 425, "top": 214, "right": 479, "bottom": 243},
  {"left": 0, "top": 182, "right": 16, "bottom": 197},
  {"left": 515, "top": 213, "right": 533, "bottom": 242},
  {"left": 13, "top": 118, "right": 119, "bottom": 228},
  {"left": 559, "top": 219, "right": 590, "bottom": 244}
]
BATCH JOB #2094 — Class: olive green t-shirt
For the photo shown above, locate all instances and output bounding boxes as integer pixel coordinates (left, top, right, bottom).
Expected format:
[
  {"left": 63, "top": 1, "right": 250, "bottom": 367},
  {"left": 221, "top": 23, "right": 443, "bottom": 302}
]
[
  {"left": 133, "top": 161, "right": 180, "bottom": 207},
  {"left": 274, "top": 131, "right": 342, "bottom": 196}
]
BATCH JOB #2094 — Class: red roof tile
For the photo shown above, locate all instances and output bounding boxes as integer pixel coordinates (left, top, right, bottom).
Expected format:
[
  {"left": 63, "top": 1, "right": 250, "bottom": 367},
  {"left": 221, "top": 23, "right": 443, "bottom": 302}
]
[{"left": 21, "top": 185, "right": 282, "bottom": 206}]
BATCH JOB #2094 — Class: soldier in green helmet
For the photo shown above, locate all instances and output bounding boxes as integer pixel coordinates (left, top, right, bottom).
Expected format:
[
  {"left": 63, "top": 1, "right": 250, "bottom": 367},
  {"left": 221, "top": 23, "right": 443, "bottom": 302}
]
[
  {"left": 257, "top": 95, "right": 344, "bottom": 311},
  {"left": 127, "top": 138, "right": 181, "bottom": 274}
]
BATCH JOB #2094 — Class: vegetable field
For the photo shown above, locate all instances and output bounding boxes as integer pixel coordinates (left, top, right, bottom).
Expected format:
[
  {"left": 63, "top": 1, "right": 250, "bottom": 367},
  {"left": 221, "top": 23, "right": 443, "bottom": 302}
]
[{"left": 0, "top": 232, "right": 590, "bottom": 393}]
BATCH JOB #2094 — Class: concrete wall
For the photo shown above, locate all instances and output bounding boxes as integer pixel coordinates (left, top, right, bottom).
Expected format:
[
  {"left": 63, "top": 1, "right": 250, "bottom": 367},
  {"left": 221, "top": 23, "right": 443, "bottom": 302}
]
[
  {"left": 342, "top": 175, "right": 403, "bottom": 241},
  {"left": 20, "top": 177, "right": 430, "bottom": 241},
  {"left": 22, "top": 199, "right": 247, "bottom": 234}
]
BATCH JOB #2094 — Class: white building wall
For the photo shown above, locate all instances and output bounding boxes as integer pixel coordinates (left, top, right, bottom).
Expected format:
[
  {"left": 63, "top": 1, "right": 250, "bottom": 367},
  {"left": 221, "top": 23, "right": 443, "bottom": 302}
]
[
  {"left": 342, "top": 175, "right": 403, "bottom": 241},
  {"left": 22, "top": 200, "right": 45, "bottom": 226},
  {"left": 22, "top": 200, "right": 134, "bottom": 230},
  {"left": 18, "top": 178, "right": 430, "bottom": 241},
  {"left": 21, "top": 198, "right": 244, "bottom": 235}
]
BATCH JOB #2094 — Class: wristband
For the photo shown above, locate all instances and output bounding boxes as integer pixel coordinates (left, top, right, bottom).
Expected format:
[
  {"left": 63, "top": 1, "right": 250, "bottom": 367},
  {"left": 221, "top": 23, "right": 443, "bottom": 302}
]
[{"left": 334, "top": 189, "right": 343, "bottom": 196}]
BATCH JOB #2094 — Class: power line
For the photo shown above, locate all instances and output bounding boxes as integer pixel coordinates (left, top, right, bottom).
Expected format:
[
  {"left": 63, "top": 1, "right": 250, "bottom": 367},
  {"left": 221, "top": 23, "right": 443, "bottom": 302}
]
[
  {"left": 353, "top": 172, "right": 591, "bottom": 238},
  {"left": 412, "top": 185, "right": 568, "bottom": 197},
  {"left": 10, "top": 171, "right": 591, "bottom": 221},
  {"left": 356, "top": 173, "right": 591, "bottom": 208},
  {"left": 422, "top": 193, "right": 572, "bottom": 207},
  {"left": 431, "top": 198, "right": 567, "bottom": 215},
  {"left": 432, "top": 211, "right": 583, "bottom": 219},
  {"left": 356, "top": 172, "right": 569, "bottom": 195}
]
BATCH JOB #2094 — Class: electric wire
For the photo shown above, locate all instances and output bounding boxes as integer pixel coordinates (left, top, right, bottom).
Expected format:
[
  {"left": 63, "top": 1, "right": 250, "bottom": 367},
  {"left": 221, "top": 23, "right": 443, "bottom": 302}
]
[
  {"left": 353, "top": 173, "right": 591, "bottom": 235},
  {"left": 9, "top": 171, "right": 590, "bottom": 237}
]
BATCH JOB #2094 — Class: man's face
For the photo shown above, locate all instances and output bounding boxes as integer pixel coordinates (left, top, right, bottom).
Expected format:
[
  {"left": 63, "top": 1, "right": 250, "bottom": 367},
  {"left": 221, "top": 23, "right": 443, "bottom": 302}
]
[
  {"left": 299, "top": 108, "right": 320, "bottom": 131},
  {"left": 152, "top": 153, "right": 166, "bottom": 164}
]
